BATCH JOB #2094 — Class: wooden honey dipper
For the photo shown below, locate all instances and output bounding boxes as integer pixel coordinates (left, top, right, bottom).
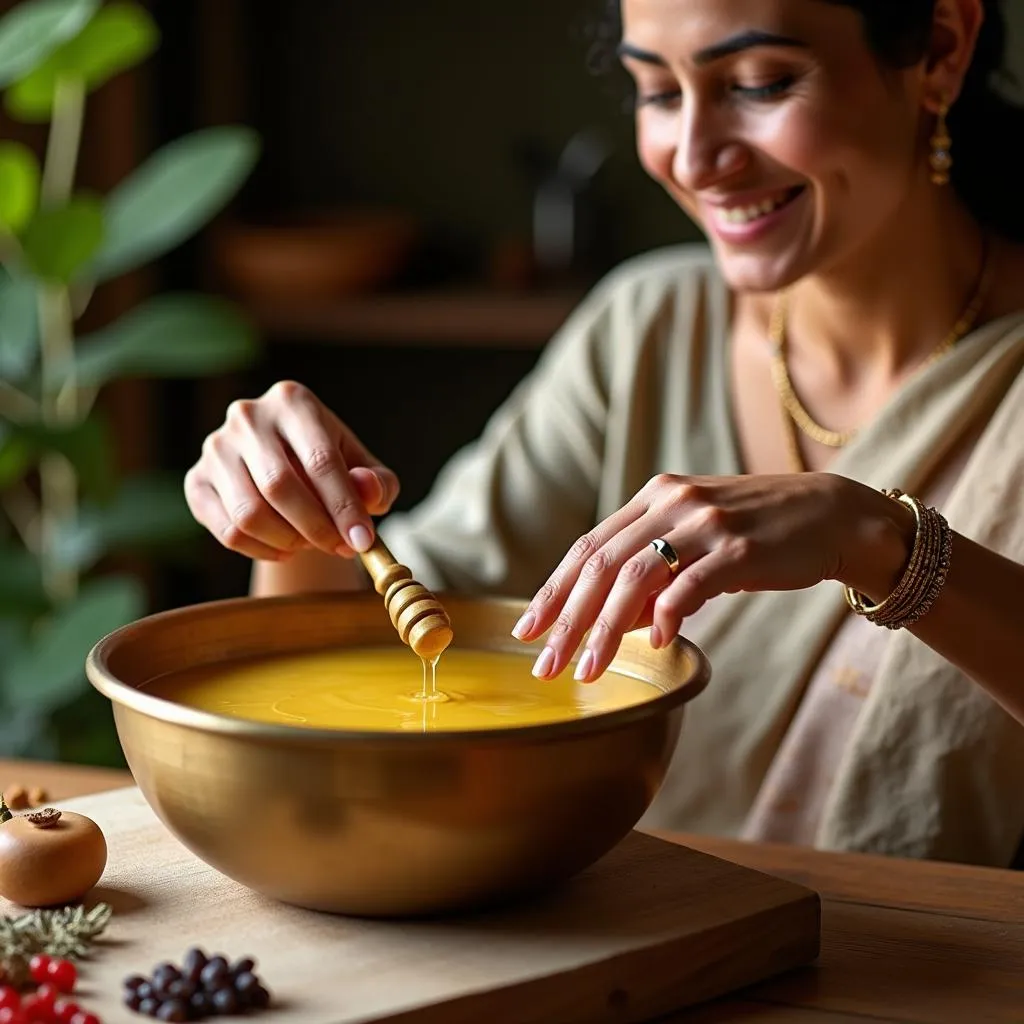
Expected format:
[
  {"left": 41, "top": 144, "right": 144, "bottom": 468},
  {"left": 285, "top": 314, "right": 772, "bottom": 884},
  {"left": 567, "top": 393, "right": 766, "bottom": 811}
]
[{"left": 359, "top": 537, "right": 453, "bottom": 660}]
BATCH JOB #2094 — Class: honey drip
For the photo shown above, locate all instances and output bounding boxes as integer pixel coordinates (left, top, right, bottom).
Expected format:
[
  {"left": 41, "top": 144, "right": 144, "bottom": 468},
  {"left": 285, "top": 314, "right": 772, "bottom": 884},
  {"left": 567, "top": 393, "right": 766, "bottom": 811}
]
[{"left": 415, "top": 654, "right": 449, "bottom": 704}]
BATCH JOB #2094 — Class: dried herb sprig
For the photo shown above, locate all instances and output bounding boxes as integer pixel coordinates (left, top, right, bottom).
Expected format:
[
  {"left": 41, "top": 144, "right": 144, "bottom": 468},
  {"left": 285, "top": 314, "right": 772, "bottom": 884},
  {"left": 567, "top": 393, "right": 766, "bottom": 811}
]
[{"left": 0, "top": 903, "right": 112, "bottom": 988}]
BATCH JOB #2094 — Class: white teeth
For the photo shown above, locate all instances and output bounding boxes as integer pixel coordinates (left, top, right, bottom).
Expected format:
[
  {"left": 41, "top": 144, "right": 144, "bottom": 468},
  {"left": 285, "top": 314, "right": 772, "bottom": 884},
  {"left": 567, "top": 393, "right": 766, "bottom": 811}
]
[{"left": 721, "top": 193, "right": 790, "bottom": 224}]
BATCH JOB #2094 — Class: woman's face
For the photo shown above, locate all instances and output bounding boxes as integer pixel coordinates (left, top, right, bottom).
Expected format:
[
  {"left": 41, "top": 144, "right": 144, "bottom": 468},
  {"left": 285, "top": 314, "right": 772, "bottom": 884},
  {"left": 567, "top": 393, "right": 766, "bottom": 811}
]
[{"left": 619, "top": 0, "right": 928, "bottom": 292}]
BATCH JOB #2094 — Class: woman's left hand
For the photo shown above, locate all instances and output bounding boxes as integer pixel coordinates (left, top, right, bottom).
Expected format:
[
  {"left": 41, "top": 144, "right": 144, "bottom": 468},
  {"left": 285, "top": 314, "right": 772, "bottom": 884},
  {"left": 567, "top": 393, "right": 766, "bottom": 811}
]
[{"left": 511, "top": 472, "right": 912, "bottom": 682}]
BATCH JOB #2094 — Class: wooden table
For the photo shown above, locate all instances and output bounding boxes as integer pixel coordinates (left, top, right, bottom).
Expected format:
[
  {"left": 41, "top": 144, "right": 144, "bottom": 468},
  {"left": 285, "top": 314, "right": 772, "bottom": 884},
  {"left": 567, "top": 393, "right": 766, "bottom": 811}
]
[{"left": 7, "top": 759, "right": 1023, "bottom": 1023}]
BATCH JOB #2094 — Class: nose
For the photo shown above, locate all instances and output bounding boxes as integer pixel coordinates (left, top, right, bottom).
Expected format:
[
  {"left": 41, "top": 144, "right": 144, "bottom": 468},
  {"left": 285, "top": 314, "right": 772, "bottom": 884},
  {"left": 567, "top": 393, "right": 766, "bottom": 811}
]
[{"left": 671, "top": 99, "right": 748, "bottom": 192}]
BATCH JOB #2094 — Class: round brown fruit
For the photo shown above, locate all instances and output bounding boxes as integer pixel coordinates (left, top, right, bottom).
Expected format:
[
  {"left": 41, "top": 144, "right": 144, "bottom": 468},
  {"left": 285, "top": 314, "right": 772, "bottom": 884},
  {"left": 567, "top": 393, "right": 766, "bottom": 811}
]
[{"left": 0, "top": 809, "right": 107, "bottom": 906}]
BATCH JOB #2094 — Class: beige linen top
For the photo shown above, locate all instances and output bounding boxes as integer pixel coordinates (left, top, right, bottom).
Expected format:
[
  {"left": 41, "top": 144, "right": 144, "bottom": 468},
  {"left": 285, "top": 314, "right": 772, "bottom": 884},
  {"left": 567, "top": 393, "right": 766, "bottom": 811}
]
[{"left": 380, "top": 244, "right": 1024, "bottom": 865}]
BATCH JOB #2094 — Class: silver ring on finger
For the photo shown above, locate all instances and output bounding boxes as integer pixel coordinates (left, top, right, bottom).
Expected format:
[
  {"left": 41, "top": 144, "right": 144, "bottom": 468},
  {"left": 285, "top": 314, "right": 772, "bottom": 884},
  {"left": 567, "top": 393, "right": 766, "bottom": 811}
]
[{"left": 650, "top": 537, "right": 680, "bottom": 576}]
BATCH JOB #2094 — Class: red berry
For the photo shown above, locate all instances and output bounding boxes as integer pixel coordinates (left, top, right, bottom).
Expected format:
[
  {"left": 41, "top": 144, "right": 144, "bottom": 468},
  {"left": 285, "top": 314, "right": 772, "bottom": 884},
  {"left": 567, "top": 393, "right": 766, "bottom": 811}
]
[
  {"left": 51, "top": 1005, "right": 77, "bottom": 1024},
  {"left": 27, "top": 957, "right": 50, "bottom": 986},
  {"left": 31, "top": 987, "right": 56, "bottom": 1007},
  {"left": 68, "top": 1014, "right": 98, "bottom": 1024},
  {"left": 44, "top": 962, "right": 75, "bottom": 996},
  {"left": 20, "top": 995, "right": 54, "bottom": 1023},
  {"left": 0, "top": 1008, "right": 27, "bottom": 1024},
  {"left": 0, "top": 989, "right": 18, "bottom": 1011}
]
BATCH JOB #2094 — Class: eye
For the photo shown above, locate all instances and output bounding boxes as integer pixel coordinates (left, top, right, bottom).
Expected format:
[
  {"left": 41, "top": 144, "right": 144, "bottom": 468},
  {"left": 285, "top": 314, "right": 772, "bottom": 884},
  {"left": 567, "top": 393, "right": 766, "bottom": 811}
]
[
  {"left": 635, "top": 88, "right": 681, "bottom": 110},
  {"left": 732, "top": 75, "right": 795, "bottom": 102}
]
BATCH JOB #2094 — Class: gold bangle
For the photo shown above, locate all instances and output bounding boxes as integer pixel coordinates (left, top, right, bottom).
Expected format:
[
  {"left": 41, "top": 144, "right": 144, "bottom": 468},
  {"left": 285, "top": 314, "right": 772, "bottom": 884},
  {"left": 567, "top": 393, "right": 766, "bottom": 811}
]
[
  {"left": 873, "top": 494, "right": 934, "bottom": 627},
  {"left": 843, "top": 491, "right": 920, "bottom": 616},
  {"left": 899, "top": 512, "right": 952, "bottom": 628},
  {"left": 843, "top": 490, "right": 951, "bottom": 631}
]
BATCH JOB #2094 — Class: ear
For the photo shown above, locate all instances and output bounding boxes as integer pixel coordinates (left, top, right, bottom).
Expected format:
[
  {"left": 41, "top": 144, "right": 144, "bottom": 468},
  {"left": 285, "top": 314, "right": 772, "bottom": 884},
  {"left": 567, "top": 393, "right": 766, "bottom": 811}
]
[{"left": 922, "top": 0, "right": 985, "bottom": 112}]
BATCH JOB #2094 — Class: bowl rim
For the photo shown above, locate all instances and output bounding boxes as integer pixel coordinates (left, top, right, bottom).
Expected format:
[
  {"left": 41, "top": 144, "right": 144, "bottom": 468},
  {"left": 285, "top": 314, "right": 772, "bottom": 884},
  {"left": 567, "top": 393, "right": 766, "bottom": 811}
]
[{"left": 86, "top": 592, "right": 712, "bottom": 745}]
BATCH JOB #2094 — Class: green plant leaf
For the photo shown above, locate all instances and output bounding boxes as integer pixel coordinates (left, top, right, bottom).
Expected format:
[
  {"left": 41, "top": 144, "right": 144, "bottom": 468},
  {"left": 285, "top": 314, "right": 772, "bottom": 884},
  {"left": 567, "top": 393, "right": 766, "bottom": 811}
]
[
  {"left": 0, "top": 615, "right": 28, "bottom": 664},
  {"left": 0, "top": 0, "right": 99, "bottom": 89},
  {"left": 89, "top": 126, "right": 260, "bottom": 282},
  {"left": 21, "top": 195, "right": 104, "bottom": 282},
  {"left": 0, "top": 141, "right": 40, "bottom": 233},
  {"left": 3, "top": 574, "right": 144, "bottom": 709},
  {"left": 54, "top": 472, "right": 200, "bottom": 571},
  {"left": 6, "top": 2, "right": 158, "bottom": 122},
  {"left": 0, "top": 420, "right": 34, "bottom": 487},
  {"left": 0, "top": 545, "right": 49, "bottom": 616},
  {"left": 52, "top": 685, "right": 125, "bottom": 765},
  {"left": 0, "top": 439, "right": 33, "bottom": 488},
  {"left": 0, "top": 705, "right": 58, "bottom": 759},
  {"left": 64, "top": 292, "right": 257, "bottom": 387},
  {"left": 0, "top": 271, "right": 38, "bottom": 380},
  {"left": 1, "top": 413, "right": 114, "bottom": 499}
]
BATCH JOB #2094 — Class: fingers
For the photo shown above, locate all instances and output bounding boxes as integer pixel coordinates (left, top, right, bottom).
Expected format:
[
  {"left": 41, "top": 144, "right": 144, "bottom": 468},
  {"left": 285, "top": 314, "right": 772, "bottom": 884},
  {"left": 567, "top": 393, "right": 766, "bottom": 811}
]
[
  {"left": 276, "top": 389, "right": 401, "bottom": 551},
  {"left": 633, "top": 592, "right": 660, "bottom": 631},
  {"left": 529, "top": 523, "right": 699, "bottom": 682},
  {"left": 512, "top": 497, "right": 650, "bottom": 647},
  {"left": 349, "top": 466, "right": 400, "bottom": 516},
  {"left": 235, "top": 434, "right": 348, "bottom": 555},
  {"left": 514, "top": 475, "right": 752, "bottom": 680},
  {"left": 188, "top": 380, "right": 404, "bottom": 564},
  {"left": 206, "top": 444, "right": 311, "bottom": 554},
  {"left": 184, "top": 474, "right": 290, "bottom": 563},
  {"left": 555, "top": 541, "right": 745, "bottom": 682},
  {"left": 570, "top": 548, "right": 678, "bottom": 682},
  {"left": 650, "top": 544, "right": 747, "bottom": 647},
  {"left": 276, "top": 403, "right": 376, "bottom": 554}
]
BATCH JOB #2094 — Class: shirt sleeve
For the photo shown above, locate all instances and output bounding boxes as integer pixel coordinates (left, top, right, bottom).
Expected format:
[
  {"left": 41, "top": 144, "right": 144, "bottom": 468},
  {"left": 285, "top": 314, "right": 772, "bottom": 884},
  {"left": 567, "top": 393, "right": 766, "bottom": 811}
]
[{"left": 377, "top": 274, "right": 620, "bottom": 600}]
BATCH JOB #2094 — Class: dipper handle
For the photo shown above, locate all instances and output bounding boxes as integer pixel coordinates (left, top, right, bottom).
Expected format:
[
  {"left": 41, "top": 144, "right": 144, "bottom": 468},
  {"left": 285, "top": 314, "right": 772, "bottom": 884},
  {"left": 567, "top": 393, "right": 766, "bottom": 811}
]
[{"left": 359, "top": 537, "right": 453, "bottom": 660}]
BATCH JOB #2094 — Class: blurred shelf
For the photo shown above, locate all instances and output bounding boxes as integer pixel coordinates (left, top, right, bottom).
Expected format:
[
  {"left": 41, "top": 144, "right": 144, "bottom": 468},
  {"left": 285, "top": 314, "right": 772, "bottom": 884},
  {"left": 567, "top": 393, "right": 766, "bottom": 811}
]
[{"left": 244, "top": 287, "right": 586, "bottom": 349}]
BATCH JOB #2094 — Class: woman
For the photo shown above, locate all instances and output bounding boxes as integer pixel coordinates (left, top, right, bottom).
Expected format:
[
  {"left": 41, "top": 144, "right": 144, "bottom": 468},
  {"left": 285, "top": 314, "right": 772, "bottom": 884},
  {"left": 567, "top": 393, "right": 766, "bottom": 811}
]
[{"left": 185, "top": 0, "right": 1024, "bottom": 866}]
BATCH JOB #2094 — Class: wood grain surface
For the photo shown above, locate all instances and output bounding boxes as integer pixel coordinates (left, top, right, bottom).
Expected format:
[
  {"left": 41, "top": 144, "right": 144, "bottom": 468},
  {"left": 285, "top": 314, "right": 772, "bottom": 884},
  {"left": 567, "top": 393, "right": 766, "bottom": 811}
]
[{"left": 19, "top": 788, "right": 819, "bottom": 1023}]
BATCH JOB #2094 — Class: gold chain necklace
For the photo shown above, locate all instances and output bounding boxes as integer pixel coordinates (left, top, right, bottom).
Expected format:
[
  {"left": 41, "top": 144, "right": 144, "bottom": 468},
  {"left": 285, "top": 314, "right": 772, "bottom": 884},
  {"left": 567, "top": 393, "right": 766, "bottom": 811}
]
[{"left": 769, "top": 236, "right": 996, "bottom": 471}]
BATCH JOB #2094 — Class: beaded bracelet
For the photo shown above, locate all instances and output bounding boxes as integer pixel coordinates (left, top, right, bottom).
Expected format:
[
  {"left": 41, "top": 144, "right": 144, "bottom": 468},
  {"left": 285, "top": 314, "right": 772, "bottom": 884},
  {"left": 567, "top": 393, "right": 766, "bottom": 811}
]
[{"left": 843, "top": 489, "right": 952, "bottom": 631}]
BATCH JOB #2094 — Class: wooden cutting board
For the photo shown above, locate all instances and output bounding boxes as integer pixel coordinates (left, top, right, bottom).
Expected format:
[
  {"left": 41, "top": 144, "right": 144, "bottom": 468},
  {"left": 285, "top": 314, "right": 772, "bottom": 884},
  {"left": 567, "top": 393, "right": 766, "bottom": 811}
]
[{"left": 22, "top": 788, "right": 820, "bottom": 1023}]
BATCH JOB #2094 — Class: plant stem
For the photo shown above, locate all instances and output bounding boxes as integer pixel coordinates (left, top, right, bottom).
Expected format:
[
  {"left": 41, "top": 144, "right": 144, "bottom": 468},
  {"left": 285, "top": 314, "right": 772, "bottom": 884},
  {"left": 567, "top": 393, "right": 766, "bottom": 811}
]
[
  {"left": 37, "top": 76, "right": 86, "bottom": 603},
  {"left": 38, "top": 286, "right": 77, "bottom": 602},
  {"left": 76, "top": 383, "right": 99, "bottom": 417},
  {"left": 0, "top": 381, "right": 38, "bottom": 421},
  {"left": 41, "top": 78, "right": 85, "bottom": 207},
  {"left": 0, "top": 228, "right": 22, "bottom": 266},
  {"left": 2, "top": 483, "right": 41, "bottom": 554}
]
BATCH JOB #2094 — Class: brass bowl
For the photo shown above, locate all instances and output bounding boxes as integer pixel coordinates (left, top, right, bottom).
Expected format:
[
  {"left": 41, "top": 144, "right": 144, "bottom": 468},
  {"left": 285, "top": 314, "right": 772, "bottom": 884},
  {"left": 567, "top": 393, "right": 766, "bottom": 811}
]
[{"left": 86, "top": 593, "right": 710, "bottom": 917}]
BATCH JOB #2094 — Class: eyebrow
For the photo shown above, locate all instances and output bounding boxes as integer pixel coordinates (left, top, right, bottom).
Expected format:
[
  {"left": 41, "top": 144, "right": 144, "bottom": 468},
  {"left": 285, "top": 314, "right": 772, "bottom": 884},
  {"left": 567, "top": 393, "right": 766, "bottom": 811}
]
[{"left": 616, "top": 30, "right": 808, "bottom": 69}]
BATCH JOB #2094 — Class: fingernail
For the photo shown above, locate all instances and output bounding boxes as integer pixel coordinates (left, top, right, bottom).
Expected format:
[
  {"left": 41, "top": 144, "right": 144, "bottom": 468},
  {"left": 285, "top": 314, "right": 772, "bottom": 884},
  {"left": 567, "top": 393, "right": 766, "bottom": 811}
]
[
  {"left": 532, "top": 646, "right": 556, "bottom": 679},
  {"left": 348, "top": 525, "right": 374, "bottom": 553},
  {"left": 650, "top": 625, "right": 663, "bottom": 650},
  {"left": 511, "top": 610, "right": 535, "bottom": 640},
  {"left": 574, "top": 649, "right": 595, "bottom": 682}
]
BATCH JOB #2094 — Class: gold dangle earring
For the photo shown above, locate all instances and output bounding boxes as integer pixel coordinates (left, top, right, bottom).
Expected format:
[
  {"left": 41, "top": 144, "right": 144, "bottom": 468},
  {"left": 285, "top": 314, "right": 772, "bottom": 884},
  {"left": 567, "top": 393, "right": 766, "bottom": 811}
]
[{"left": 929, "top": 103, "right": 952, "bottom": 186}]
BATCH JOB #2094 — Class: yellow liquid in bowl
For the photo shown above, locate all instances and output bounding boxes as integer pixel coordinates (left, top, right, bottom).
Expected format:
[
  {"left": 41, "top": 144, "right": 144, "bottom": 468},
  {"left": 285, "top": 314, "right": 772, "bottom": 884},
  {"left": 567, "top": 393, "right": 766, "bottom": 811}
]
[{"left": 142, "top": 648, "right": 661, "bottom": 733}]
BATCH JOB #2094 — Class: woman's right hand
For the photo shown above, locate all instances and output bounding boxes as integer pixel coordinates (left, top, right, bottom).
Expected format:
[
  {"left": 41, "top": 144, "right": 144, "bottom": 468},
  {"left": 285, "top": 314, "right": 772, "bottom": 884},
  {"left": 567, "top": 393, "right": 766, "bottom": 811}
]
[{"left": 184, "top": 380, "right": 400, "bottom": 562}]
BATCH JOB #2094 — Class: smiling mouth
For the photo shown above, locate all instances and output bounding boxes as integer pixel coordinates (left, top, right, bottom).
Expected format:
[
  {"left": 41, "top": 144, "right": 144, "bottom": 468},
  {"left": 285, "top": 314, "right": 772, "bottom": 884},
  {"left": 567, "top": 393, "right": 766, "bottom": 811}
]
[{"left": 716, "top": 186, "right": 806, "bottom": 225}]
